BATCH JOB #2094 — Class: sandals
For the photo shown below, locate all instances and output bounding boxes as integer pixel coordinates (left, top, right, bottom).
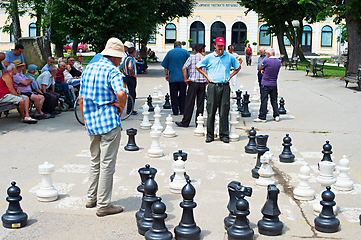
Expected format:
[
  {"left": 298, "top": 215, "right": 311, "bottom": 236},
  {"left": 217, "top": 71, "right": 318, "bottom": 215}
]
[{"left": 21, "top": 117, "right": 38, "bottom": 124}]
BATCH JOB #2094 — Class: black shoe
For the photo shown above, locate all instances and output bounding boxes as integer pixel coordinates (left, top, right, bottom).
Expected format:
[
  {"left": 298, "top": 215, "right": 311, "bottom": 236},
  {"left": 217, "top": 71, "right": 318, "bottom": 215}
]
[
  {"left": 205, "top": 138, "right": 214, "bottom": 143},
  {"left": 51, "top": 110, "right": 62, "bottom": 115},
  {"left": 221, "top": 138, "right": 230, "bottom": 143},
  {"left": 175, "top": 122, "right": 188, "bottom": 127},
  {"left": 131, "top": 111, "right": 138, "bottom": 115}
]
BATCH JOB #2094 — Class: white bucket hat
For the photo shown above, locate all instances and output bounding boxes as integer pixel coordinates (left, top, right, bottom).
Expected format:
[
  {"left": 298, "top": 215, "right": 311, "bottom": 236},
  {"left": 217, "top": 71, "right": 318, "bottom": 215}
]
[
  {"left": 101, "top": 37, "right": 125, "bottom": 58},
  {"left": 124, "top": 41, "right": 134, "bottom": 48}
]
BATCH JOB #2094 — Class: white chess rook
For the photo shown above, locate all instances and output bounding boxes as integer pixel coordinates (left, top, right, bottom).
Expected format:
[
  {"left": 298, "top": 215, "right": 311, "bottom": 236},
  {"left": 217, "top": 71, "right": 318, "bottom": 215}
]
[
  {"left": 163, "top": 114, "right": 176, "bottom": 138},
  {"left": 148, "top": 130, "right": 163, "bottom": 158},
  {"left": 169, "top": 156, "right": 187, "bottom": 194},
  {"left": 293, "top": 163, "right": 315, "bottom": 201},
  {"left": 194, "top": 114, "right": 205, "bottom": 136},
  {"left": 36, "top": 161, "right": 58, "bottom": 202},
  {"left": 140, "top": 103, "right": 152, "bottom": 130},
  {"left": 334, "top": 155, "right": 353, "bottom": 191},
  {"left": 229, "top": 101, "right": 239, "bottom": 142},
  {"left": 256, "top": 151, "right": 275, "bottom": 187},
  {"left": 151, "top": 105, "right": 163, "bottom": 132}
]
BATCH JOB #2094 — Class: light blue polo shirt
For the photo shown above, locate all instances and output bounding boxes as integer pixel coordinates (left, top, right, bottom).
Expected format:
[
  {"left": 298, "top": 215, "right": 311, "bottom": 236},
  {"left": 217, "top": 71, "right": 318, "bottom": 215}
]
[{"left": 196, "top": 51, "right": 240, "bottom": 83}]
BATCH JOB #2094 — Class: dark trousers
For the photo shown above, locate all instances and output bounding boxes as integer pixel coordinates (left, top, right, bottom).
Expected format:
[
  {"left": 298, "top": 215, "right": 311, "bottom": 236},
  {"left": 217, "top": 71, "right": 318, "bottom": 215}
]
[
  {"left": 41, "top": 93, "right": 55, "bottom": 114},
  {"left": 257, "top": 71, "right": 263, "bottom": 94},
  {"left": 55, "top": 82, "right": 73, "bottom": 102},
  {"left": 169, "top": 82, "right": 187, "bottom": 115},
  {"left": 46, "top": 89, "right": 60, "bottom": 107},
  {"left": 259, "top": 85, "right": 279, "bottom": 120},
  {"left": 206, "top": 83, "right": 230, "bottom": 140},
  {"left": 123, "top": 76, "right": 137, "bottom": 114},
  {"left": 142, "top": 57, "right": 148, "bottom": 71},
  {"left": 181, "top": 82, "right": 206, "bottom": 126},
  {"left": 246, "top": 55, "right": 252, "bottom": 66}
]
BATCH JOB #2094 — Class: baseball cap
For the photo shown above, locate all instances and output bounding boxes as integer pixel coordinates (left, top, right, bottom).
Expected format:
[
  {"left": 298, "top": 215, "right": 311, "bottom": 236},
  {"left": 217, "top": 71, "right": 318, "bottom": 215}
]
[{"left": 214, "top": 37, "right": 225, "bottom": 46}]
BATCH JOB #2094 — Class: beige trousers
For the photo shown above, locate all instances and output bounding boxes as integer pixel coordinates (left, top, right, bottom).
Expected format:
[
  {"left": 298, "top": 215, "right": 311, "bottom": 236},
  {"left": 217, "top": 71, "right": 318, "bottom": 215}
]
[{"left": 87, "top": 126, "right": 121, "bottom": 210}]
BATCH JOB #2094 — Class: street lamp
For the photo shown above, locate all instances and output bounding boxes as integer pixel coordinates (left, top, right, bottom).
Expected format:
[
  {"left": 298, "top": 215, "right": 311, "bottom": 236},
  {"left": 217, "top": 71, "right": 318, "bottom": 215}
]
[{"left": 292, "top": 20, "right": 300, "bottom": 58}]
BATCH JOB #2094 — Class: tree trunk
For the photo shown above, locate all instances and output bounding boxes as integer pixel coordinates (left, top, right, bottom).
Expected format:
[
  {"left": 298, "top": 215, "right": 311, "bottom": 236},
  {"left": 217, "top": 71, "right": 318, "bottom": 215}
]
[
  {"left": 54, "top": 45, "right": 64, "bottom": 58},
  {"left": 277, "top": 22, "right": 289, "bottom": 63},
  {"left": 296, "top": 22, "right": 307, "bottom": 62},
  {"left": 42, "top": 0, "right": 52, "bottom": 58},
  {"left": 345, "top": 0, "right": 361, "bottom": 73},
  {"left": 71, "top": 41, "right": 79, "bottom": 56},
  {"left": 10, "top": 0, "right": 22, "bottom": 45}
]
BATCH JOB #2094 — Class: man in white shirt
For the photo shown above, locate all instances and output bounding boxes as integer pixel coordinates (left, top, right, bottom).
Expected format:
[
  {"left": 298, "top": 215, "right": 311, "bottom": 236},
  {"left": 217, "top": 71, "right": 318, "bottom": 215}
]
[
  {"left": 37, "top": 65, "right": 60, "bottom": 107},
  {"left": 228, "top": 45, "right": 242, "bottom": 97}
]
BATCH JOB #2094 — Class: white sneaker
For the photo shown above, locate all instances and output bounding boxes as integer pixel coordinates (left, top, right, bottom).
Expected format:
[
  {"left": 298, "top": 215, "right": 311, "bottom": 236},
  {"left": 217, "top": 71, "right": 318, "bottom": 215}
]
[
  {"left": 254, "top": 118, "right": 266, "bottom": 123},
  {"left": 274, "top": 116, "right": 280, "bottom": 122}
]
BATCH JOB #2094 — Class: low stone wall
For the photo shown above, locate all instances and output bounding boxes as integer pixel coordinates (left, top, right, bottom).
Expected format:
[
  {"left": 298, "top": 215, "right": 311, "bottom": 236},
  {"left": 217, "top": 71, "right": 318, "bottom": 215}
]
[
  {"left": 331, "top": 55, "right": 347, "bottom": 63},
  {"left": 19, "top": 36, "right": 47, "bottom": 69}
]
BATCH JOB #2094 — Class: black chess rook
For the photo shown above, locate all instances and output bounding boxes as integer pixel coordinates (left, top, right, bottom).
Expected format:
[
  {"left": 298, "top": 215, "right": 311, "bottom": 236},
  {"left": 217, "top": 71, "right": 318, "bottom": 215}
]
[
  {"left": 124, "top": 128, "right": 139, "bottom": 151},
  {"left": 136, "top": 164, "right": 157, "bottom": 221},
  {"left": 245, "top": 127, "right": 257, "bottom": 154},
  {"left": 279, "top": 134, "right": 295, "bottom": 163}
]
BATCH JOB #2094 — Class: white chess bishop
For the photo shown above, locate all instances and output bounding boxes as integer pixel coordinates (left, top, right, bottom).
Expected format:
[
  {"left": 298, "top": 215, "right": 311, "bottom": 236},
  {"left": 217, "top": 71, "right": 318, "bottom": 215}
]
[
  {"left": 256, "top": 151, "right": 275, "bottom": 187},
  {"left": 169, "top": 156, "right": 187, "bottom": 194},
  {"left": 293, "top": 163, "right": 315, "bottom": 201},
  {"left": 334, "top": 155, "right": 353, "bottom": 191},
  {"left": 194, "top": 114, "right": 205, "bottom": 136},
  {"left": 140, "top": 103, "right": 152, "bottom": 129},
  {"left": 36, "top": 161, "right": 58, "bottom": 202},
  {"left": 163, "top": 114, "right": 176, "bottom": 138},
  {"left": 148, "top": 130, "right": 163, "bottom": 158}
]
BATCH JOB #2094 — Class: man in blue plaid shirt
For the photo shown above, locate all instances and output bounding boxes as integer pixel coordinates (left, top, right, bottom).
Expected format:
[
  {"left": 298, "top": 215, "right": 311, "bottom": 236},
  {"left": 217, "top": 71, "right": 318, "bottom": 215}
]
[{"left": 79, "top": 37, "right": 127, "bottom": 217}]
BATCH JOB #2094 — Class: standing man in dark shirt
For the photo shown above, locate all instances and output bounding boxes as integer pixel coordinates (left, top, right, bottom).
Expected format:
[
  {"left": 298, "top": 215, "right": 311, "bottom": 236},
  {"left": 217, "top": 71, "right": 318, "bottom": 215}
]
[
  {"left": 67, "top": 56, "right": 82, "bottom": 78},
  {"left": 140, "top": 40, "right": 148, "bottom": 73}
]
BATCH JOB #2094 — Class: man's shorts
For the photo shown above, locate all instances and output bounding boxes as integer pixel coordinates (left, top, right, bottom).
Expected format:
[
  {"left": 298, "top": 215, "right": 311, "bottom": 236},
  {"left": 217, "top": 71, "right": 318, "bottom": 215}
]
[{"left": 0, "top": 94, "right": 27, "bottom": 105}]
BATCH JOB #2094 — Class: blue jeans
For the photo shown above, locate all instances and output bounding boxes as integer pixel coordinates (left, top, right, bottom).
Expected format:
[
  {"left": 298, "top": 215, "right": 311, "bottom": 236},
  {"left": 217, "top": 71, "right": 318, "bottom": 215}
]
[
  {"left": 55, "top": 82, "right": 73, "bottom": 102},
  {"left": 259, "top": 85, "right": 279, "bottom": 120}
]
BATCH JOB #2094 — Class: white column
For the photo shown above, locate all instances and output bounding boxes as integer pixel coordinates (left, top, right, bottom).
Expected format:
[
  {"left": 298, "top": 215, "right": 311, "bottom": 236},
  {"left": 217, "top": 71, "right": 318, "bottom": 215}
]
[
  {"left": 205, "top": 29, "right": 211, "bottom": 52},
  {"left": 249, "top": 11, "right": 258, "bottom": 48},
  {"left": 158, "top": 25, "right": 165, "bottom": 52},
  {"left": 314, "top": 22, "right": 320, "bottom": 53},
  {"left": 226, "top": 28, "right": 232, "bottom": 48},
  {"left": 179, "top": 17, "right": 188, "bottom": 43}
]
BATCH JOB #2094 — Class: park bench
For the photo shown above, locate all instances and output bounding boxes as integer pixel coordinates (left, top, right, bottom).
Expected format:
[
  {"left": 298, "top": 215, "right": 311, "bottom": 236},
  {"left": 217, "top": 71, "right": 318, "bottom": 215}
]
[
  {"left": 0, "top": 102, "right": 17, "bottom": 118},
  {"left": 306, "top": 59, "right": 326, "bottom": 77},
  {"left": 344, "top": 64, "right": 361, "bottom": 90},
  {"left": 285, "top": 57, "right": 299, "bottom": 70}
]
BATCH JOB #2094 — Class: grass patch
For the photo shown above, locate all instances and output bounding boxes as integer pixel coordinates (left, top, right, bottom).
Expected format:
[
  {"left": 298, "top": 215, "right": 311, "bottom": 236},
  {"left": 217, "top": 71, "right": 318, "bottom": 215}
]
[
  {"left": 312, "top": 131, "right": 331, "bottom": 133},
  {"left": 297, "top": 61, "right": 346, "bottom": 78}
]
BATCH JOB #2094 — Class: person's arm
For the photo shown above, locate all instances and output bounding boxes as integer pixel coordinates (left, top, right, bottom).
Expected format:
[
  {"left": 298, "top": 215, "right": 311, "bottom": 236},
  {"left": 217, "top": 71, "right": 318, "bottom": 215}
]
[
  {"left": 230, "top": 65, "right": 242, "bottom": 81},
  {"left": 164, "top": 68, "right": 169, "bottom": 82},
  {"left": 3, "top": 74, "right": 18, "bottom": 96},
  {"left": 182, "top": 66, "right": 190, "bottom": 84},
  {"left": 128, "top": 66, "right": 136, "bottom": 78},
  {"left": 18, "top": 78, "right": 32, "bottom": 86},
  {"left": 51, "top": 84, "right": 55, "bottom": 92},
  {"left": 259, "top": 66, "right": 264, "bottom": 74},
  {"left": 78, "top": 96, "right": 86, "bottom": 130},
  {"left": 3, "top": 61, "right": 9, "bottom": 68},
  {"left": 41, "top": 84, "right": 47, "bottom": 93},
  {"left": 195, "top": 66, "right": 210, "bottom": 85},
  {"left": 34, "top": 88, "right": 42, "bottom": 94}
]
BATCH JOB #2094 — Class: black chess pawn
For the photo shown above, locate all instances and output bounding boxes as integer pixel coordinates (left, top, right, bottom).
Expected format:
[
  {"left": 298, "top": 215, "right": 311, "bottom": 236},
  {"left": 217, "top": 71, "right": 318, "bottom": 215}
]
[
  {"left": 314, "top": 186, "right": 340, "bottom": 233},
  {"left": 241, "top": 91, "right": 251, "bottom": 117},
  {"left": 147, "top": 95, "right": 154, "bottom": 112},
  {"left": 124, "top": 128, "right": 139, "bottom": 151},
  {"left": 245, "top": 127, "right": 257, "bottom": 154},
  {"left": 235, "top": 90, "right": 243, "bottom": 112},
  {"left": 163, "top": 93, "right": 172, "bottom": 109},
  {"left": 257, "top": 184, "right": 283, "bottom": 236},
  {"left": 136, "top": 164, "right": 157, "bottom": 221},
  {"left": 279, "top": 134, "right": 295, "bottom": 163},
  {"left": 224, "top": 181, "right": 252, "bottom": 230},
  {"left": 2, "top": 182, "right": 28, "bottom": 228},
  {"left": 170, "top": 150, "right": 189, "bottom": 182},
  {"left": 321, "top": 140, "right": 333, "bottom": 162},
  {"left": 278, "top": 97, "right": 287, "bottom": 114},
  {"left": 252, "top": 135, "right": 269, "bottom": 179},
  {"left": 359, "top": 214, "right": 361, "bottom": 226},
  {"left": 174, "top": 179, "right": 201, "bottom": 240},
  {"left": 138, "top": 175, "right": 159, "bottom": 236},
  {"left": 227, "top": 197, "right": 254, "bottom": 240},
  {"left": 145, "top": 197, "right": 173, "bottom": 240}
]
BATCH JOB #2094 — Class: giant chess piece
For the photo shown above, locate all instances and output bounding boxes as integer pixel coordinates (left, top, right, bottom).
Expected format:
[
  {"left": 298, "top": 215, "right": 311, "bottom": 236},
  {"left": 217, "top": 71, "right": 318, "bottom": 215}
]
[
  {"left": 235, "top": 90, "right": 243, "bottom": 112},
  {"left": 229, "top": 101, "right": 239, "bottom": 142},
  {"left": 314, "top": 186, "right": 340, "bottom": 233},
  {"left": 251, "top": 83, "right": 259, "bottom": 102},
  {"left": 153, "top": 86, "right": 159, "bottom": 100},
  {"left": 252, "top": 135, "right": 269, "bottom": 179},
  {"left": 163, "top": 93, "right": 172, "bottom": 109},
  {"left": 278, "top": 97, "right": 287, "bottom": 114},
  {"left": 241, "top": 91, "right": 251, "bottom": 117},
  {"left": 145, "top": 197, "right": 173, "bottom": 240},
  {"left": 174, "top": 180, "right": 201, "bottom": 240},
  {"left": 163, "top": 114, "right": 176, "bottom": 138},
  {"left": 245, "top": 127, "right": 257, "bottom": 154},
  {"left": 141, "top": 103, "right": 152, "bottom": 130},
  {"left": 170, "top": 156, "right": 187, "bottom": 194},
  {"left": 148, "top": 130, "right": 163, "bottom": 158},
  {"left": 151, "top": 105, "right": 163, "bottom": 132},
  {"left": 194, "top": 114, "right": 205, "bottom": 137},
  {"left": 158, "top": 85, "right": 164, "bottom": 99},
  {"left": 321, "top": 140, "right": 333, "bottom": 162},
  {"left": 313, "top": 160, "right": 336, "bottom": 215},
  {"left": 334, "top": 155, "right": 353, "bottom": 191},
  {"left": 36, "top": 161, "right": 58, "bottom": 202},
  {"left": 224, "top": 181, "right": 252, "bottom": 230},
  {"left": 136, "top": 164, "right": 157, "bottom": 221},
  {"left": 293, "top": 163, "right": 315, "bottom": 201},
  {"left": 147, "top": 95, "right": 154, "bottom": 112},
  {"left": 227, "top": 196, "right": 254, "bottom": 240},
  {"left": 279, "top": 134, "right": 295, "bottom": 163},
  {"left": 124, "top": 128, "right": 140, "bottom": 151},
  {"left": 2, "top": 182, "right": 28, "bottom": 228},
  {"left": 203, "top": 98, "right": 207, "bottom": 120},
  {"left": 138, "top": 175, "right": 159, "bottom": 236},
  {"left": 170, "top": 150, "right": 190, "bottom": 182},
  {"left": 256, "top": 152, "right": 275, "bottom": 187},
  {"left": 257, "top": 184, "right": 283, "bottom": 236}
]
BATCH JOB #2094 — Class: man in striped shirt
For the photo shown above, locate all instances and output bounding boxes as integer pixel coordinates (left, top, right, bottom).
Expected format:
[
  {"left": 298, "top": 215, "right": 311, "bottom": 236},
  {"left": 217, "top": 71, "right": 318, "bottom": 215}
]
[
  {"left": 121, "top": 47, "right": 137, "bottom": 115},
  {"left": 176, "top": 44, "right": 207, "bottom": 127}
]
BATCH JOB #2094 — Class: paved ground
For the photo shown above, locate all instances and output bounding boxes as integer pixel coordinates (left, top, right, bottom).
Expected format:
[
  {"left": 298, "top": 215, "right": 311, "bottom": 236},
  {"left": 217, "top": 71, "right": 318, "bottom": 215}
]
[{"left": 0, "top": 55, "right": 360, "bottom": 239}]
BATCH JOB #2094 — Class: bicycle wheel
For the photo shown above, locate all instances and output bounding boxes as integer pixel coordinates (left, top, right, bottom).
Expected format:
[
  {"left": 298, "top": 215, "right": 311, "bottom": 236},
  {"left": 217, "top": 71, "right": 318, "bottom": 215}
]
[
  {"left": 74, "top": 98, "right": 85, "bottom": 125},
  {"left": 120, "top": 93, "right": 134, "bottom": 121}
]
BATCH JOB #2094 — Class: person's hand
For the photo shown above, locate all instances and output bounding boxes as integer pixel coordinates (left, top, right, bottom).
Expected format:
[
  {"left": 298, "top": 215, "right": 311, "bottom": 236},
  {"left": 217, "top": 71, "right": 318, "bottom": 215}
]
[
  {"left": 16, "top": 88, "right": 21, "bottom": 95},
  {"left": 185, "top": 79, "right": 191, "bottom": 85},
  {"left": 165, "top": 75, "right": 169, "bottom": 81},
  {"left": 261, "top": 70, "right": 264, "bottom": 75},
  {"left": 206, "top": 78, "right": 210, "bottom": 86},
  {"left": 108, "top": 102, "right": 124, "bottom": 116},
  {"left": 239, "top": 58, "right": 243, "bottom": 64}
]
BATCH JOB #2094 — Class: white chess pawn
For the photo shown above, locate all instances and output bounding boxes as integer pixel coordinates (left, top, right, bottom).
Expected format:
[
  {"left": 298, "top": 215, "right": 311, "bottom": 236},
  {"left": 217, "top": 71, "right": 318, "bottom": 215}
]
[
  {"left": 214, "top": 113, "right": 219, "bottom": 137},
  {"left": 153, "top": 86, "right": 159, "bottom": 100},
  {"left": 36, "top": 161, "right": 58, "bottom": 202},
  {"left": 334, "top": 155, "right": 353, "bottom": 191},
  {"left": 194, "top": 114, "right": 205, "bottom": 136},
  {"left": 163, "top": 114, "right": 176, "bottom": 138},
  {"left": 313, "top": 160, "right": 337, "bottom": 215},
  {"left": 293, "top": 163, "right": 315, "bottom": 201},
  {"left": 255, "top": 80, "right": 259, "bottom": 91},
  {"left": 148, "top": 130, "right": 163, "bottom": 158},
  {"left": 239, "top": 83, "right": 244, "bottom": 92},
  {"left": 251, "top": 87, "right": 259, "bottom": 102},
  {"left": 151, "top": 105, "right": 163, "bottom": 132},
  {"left": 229, "top": 101, "right": 239, "bottom": 142},
  {"left": 256, "top": 151, "right": 275, "bottom": 187},
  {"left": 169, "top": 156, "right": 187, "bottom": 194},
  {"left": 158, "top": 84, "right": 164, "bottom": 99},
  {"left": 203, "top": 98, "right": 207, "bottom": 120},
  {"left": 140, "top": 103, "right": 152, "bottom": 129}
]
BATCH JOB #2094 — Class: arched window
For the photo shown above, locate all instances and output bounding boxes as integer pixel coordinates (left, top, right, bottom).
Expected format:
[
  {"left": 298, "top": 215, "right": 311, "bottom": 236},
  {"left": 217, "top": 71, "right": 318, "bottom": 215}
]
[
  {"left": 165, "top": 23, "right": 176, "bottom": 44},
  {"left": 321, "top": 25, "right": 333, "bottom": 47},
  {"left": 29, "top": 23, "right": 37, "bottom": 37},
  {"left": 259, "top": 25, "right": 270, "bottom": 46},
  {"left": 190, "top": 21, "right": 205, "bottom": 46}
]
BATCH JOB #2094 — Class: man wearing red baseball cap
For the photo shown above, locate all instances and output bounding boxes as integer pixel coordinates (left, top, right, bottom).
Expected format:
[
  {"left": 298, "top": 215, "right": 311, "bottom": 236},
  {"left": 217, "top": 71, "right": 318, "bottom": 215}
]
[{"left": 196, "top": 37, "right": 242, "bottom": 143}]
